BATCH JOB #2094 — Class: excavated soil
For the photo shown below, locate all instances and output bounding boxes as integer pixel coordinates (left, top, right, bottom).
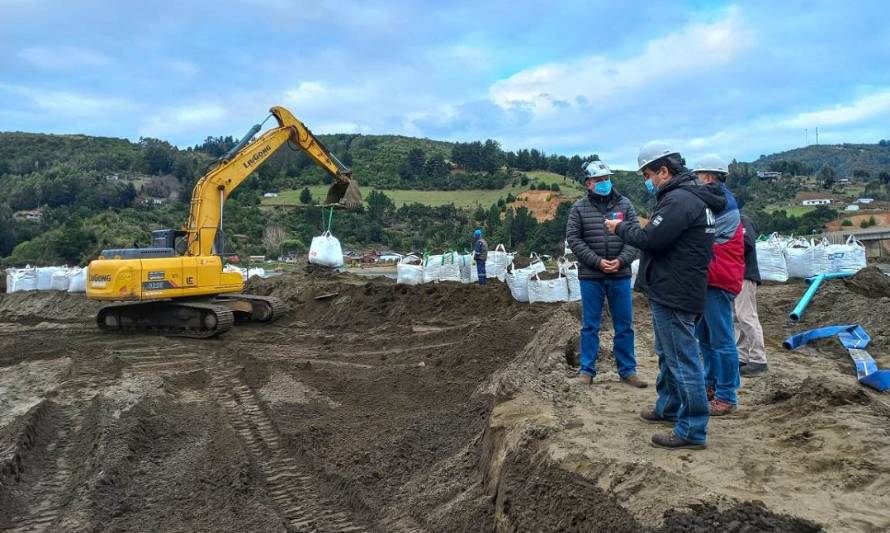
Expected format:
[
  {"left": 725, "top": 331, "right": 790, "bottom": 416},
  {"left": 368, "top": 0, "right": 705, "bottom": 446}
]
[{"left": 0, "top": 268, "right": 887, "bottom": 532}]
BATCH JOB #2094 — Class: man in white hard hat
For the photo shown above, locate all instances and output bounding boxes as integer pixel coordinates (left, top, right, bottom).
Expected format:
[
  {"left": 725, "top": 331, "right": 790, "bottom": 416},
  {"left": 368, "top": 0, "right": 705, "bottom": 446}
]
[
  {"left": 604, "top": 141, "right": 726, "bottom": 450},
  {"left": 566, "top": 160, "right": 645, "bottom": 388},
  {"left": 693, "top": 156, "right": 746, "bottom": 416}
]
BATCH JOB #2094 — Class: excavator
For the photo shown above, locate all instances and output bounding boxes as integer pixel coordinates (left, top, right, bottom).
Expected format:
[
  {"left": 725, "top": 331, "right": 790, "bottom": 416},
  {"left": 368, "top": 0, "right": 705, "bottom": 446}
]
[{"left": 86, "top": 106, "right": 362, "bottom": 337}]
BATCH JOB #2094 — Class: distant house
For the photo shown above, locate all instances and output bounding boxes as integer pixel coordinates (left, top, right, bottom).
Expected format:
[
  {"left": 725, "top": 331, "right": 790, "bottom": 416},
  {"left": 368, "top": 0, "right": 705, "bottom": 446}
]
[
  {"left": 802, "top": 199, "right": 832, "bottom": 206},
  {"left": 757, "top": 171, "right": 781, "bottom": 179},
  {"left": 857, "top": 198, "right": 875, "bottom": 204},
  {"left": 377, "top": 251, "right": 404, "bottom": 263},
  {"left": 13, "top": 209, "right": 43, "bottom": 222},
  {"left": 263, "top": 192, "right": 279, "bottom": 198},
  {"left": 845, "top": 204, "right": 860, "bottom": 212},
  {"left": 837, "top": 177, "right": 852, "bottom": 186}
]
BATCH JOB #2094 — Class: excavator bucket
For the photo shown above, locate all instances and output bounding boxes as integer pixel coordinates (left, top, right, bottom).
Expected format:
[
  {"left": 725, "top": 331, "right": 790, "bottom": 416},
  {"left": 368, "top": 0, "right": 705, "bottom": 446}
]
[{"left": 324, "top": 178, "right": 363, "bottom": 209}]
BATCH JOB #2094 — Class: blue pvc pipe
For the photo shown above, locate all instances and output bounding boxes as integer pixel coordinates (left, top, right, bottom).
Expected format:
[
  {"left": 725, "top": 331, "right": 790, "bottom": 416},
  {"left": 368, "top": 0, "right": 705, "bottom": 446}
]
[{"left": 791, "top": 272, "right": 854, "bottom": 321}]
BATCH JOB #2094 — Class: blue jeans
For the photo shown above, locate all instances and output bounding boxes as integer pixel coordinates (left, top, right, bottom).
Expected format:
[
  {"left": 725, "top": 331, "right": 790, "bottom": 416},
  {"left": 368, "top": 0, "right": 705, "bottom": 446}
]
[
  {"left": 698, "top": 287, "right": 741, "bottom": 405},
  {"left": 476, "top": 260, "right": 486, "bottom": 285},
  {"left": 650, "top": 300, "right": 709, "bottom": 445},
  {"left": 579, "top": 277, "right": 636, "bottom": 379}
]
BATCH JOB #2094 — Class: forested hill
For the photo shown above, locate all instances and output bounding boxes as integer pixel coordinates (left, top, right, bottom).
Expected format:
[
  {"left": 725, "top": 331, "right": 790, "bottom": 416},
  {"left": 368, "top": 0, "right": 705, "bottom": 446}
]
[{"left": 750, "top": 141, "right": 890, "bottom": 177}]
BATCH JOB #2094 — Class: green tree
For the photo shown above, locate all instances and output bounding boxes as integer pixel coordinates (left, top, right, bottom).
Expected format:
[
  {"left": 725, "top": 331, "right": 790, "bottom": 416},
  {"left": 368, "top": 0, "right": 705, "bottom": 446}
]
[
  {"left": 366, "top": 189, "right": 395, "bottom": 222},
  {"left": 550, "top": 183, "right": 560, "bottom": 192},
  {"left": 818, "top": 163, "right": 836, "bottom": 189},
  {"left": 841, "top": 219, "right": 853, "bottom": 226},
  {"left": 299, "top": 188, "right": 313, "bottom": 204}
]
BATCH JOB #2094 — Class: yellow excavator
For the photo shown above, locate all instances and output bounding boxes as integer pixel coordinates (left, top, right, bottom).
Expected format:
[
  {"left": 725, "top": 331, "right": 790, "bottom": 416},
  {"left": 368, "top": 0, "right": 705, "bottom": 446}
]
[{"left": 86, "top": 106, "right": 362, "bottom": 337}]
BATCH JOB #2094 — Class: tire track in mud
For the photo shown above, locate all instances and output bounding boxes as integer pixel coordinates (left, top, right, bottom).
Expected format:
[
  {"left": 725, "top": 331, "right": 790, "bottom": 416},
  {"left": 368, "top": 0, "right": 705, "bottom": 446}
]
[
  {"left": 205, "top": 356, "right": 370, "bottom": 533},
  {"left": 4, "top": 406, "right": 82, "bottom": 533}
]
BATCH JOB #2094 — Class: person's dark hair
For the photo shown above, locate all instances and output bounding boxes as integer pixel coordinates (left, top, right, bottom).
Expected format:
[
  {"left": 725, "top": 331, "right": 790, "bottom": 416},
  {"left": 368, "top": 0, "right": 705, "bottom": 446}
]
[{"left": 642, "top": 154, "right": 687, "bottom": 176}]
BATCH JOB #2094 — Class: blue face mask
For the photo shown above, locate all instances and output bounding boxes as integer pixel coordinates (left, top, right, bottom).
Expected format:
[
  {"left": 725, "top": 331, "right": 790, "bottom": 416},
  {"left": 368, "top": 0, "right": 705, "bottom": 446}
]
[
  {"left": 593, "top": 179, "right": 612, "bottom": 196},
  {"left": 644, "top": 178, "right": 656, "bottom": 195}
]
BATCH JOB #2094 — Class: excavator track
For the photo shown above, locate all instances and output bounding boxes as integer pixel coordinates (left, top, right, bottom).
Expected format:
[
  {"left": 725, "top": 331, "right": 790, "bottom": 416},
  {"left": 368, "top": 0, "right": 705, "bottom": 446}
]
[
  {"left": 96, "top": 300, "right": 234, "bottom": 338},
  {"left": 219, "top": 294, "right": 287, "bottom": 322}
]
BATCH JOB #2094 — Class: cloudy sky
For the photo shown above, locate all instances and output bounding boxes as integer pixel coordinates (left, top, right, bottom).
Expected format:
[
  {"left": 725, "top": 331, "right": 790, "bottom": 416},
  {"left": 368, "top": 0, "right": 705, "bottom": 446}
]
[{"left": 1, "top": 0, "right": 889, "bottom": 168}]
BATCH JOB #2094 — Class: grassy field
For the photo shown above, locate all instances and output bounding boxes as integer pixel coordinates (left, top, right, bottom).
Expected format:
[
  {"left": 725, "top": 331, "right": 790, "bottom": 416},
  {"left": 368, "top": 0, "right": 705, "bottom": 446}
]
[
  {"left": 264, "top": 185, "right": 517, "bottom": 209},
  {"left": 263, "top": 170, "right": 587, "bottom": 209},
  {"left": 765, "top": 204, "right": 817, "bottom": 216}
]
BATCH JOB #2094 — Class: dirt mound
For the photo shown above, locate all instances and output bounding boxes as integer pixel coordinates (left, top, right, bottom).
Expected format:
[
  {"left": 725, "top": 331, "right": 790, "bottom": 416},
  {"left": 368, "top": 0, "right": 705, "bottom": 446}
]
[
  {"left": 0, "top": 291, "right": 101, "bottom": 323},
  {"left": 247, "top": 272, "right": 534, "bottom": 329},
  {"left": 659, "top": 502, "right": 820, "bottom": 532},
  {"left": 844, "top": 266, "right": 890, "bottom": 298}
]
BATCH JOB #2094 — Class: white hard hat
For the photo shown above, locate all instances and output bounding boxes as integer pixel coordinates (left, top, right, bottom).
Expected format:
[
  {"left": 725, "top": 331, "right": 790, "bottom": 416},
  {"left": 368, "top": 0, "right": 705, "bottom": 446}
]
[
  {"left": 693, "top": 154, "right": 729, "bottom": 174},
  {"left": 637, "top": 141, "right": 679, "bottom": 172},
  {"left": 584, "top": 160, "right": 612, "bottom": 178}
]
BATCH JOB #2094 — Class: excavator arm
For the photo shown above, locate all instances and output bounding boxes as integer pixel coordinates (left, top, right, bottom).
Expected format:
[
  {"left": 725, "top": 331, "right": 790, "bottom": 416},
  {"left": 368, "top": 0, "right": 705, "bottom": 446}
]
[{"left": 184, "top": 106, "right": 361, "bottom": 257}]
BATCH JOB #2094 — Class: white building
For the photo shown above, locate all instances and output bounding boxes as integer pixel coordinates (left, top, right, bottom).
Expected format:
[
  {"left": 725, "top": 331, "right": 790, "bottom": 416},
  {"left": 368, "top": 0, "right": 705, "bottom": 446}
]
[
  {"left": 802, "top": 199, "right": 831, "bottom": 206},
  {"left": 857, "top": 198, "right": 875, "bottom": 204},
  {"left": 263, "top": 192, "right": 279, "bottom": 198},
  {"left": 845, "top": 204, "right": 860, "bottom": 212}
]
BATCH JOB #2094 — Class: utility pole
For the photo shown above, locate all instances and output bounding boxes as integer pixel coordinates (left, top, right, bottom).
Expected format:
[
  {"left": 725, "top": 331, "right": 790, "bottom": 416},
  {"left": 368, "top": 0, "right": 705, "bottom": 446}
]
[
  {"left": 816, "top": 127, "right": 819, "bottom": 145},
  {"left": 805, "top": 129, "right": 808, "bottom": 145}
]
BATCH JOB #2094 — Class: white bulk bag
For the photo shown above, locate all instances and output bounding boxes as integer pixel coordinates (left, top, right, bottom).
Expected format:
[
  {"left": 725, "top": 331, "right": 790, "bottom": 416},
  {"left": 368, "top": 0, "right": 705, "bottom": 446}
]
[
  {"left": 525, "top": 252, "right": 547, "bottom": 276},
  {"left": 528, "top": 272, "right": 569, "bottom": 303},
  {"left": 826, "top": 235, "right": 867, "bottom": 274},
  {"left": 8, "top": 267, "right": 37, "bottom": 293},
  {"left": 50, "top": 267, "right": 71, "bottom": 291},
  {"left": 485, "top": 244, "right": 512, "bottom": 282},
  {"left": 37, "top": 267, "right": 60, "bottom": 291},
  {"left": 247, "top": 268, "right": 266, "bottom": 279},
  {"left": 458, "top": 254, "right": 478, "bottom": 284},
  {"left": 631, "top": 259, "right": 640, "bottom": 288},
  {"left": 505, "top": 263, "right": 532, "bottom": 302},
  {"left": 756, "top": 233, "right": 788, "bottom": 282},
  {"left": 308, "top": 231, "right": 344, "bottom": 268},
  {"left": 424, "top": 252, "right": 461, "bottom": 283},
  {"left": 558, "top": 258, "right": 581, "bottom": 302},
  {"left": 67, "top": 267, "right": 87, "bottom": 293},
  {"left": 397, "top": 255, "right": 425, "bottom": 285},
  {"left": 784, "top": 238, "right": 828, "bottom": 279}
]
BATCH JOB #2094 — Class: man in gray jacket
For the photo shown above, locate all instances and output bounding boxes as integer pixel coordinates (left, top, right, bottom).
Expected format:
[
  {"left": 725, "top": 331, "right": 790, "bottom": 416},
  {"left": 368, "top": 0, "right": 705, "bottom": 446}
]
[{"left": 566, "top": 161, "right": 645, "bottom": 388}]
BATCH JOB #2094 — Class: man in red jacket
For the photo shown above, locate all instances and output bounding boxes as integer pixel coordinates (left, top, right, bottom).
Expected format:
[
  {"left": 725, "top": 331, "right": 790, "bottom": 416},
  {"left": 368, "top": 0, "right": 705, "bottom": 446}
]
[{"left": 693, "top": 156, "right": 746, "bottom": 416}]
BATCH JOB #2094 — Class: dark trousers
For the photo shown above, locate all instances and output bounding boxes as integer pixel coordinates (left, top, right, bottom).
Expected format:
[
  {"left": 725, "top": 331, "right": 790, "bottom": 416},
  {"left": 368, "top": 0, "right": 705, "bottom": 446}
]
[{"left": 476, "top": 260, "right": 486, "bottom": 285}]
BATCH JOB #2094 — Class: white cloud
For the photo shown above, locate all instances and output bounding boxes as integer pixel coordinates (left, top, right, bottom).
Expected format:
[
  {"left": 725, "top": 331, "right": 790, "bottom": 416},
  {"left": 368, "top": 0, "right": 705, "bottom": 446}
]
[
  {"left": 0, "top": 83, "right": 134, "bottom": 117},
  {"left": 489, "top": 7, "right": 754, "bottom": 115},
  {"left": 139, "top": 103, "right": 227, "bottom": 138},
  {"left": 18, "top": 46, "right": 111, "bottom": 70},
  {"left": 779, "top": 89, "right": 890, "bottom": 128}
]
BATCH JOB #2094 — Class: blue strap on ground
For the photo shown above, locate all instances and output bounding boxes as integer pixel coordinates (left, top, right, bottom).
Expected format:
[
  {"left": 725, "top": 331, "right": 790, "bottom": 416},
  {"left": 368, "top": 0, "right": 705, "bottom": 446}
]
[{"left": 783, "top": 325, "right": 890, "bottom": 392}]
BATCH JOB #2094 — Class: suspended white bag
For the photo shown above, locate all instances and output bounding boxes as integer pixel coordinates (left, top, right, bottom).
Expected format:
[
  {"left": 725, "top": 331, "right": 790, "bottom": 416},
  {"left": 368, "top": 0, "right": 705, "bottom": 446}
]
[
  {"left": 756, "top": 233, "right": 788, "bottom": 282},
  {"left": 558, "top": 258, "right": 581, "bottom": 302},
  {"left": 783, "top": 238, "right": 829, "bottom": 279},
  {"left": 826, "top": 235, "right": 867, "bottom": 274},
  {"left": 458, "top": 254, "right": 478, "bottom": 284},
  {"left": 397, "top": 255, "right": 424, "bottom": 285},
  {"left": 308, "top": 231, "right": 344, "bottom": 268},
  {"left": 485, "top": 244, "right": 513, "bottom": 282},
  {"left": 50, "top": 267, "right": 71, "bottom": 291},
  {"left": 505, "top": 263, "right": 532, "bottom": 302},
  {"left": 528, "top": 271, "right": 569, "bottom": 303},
  {"left": 67, "top": 267, "right": 87, "bottom": 293}
]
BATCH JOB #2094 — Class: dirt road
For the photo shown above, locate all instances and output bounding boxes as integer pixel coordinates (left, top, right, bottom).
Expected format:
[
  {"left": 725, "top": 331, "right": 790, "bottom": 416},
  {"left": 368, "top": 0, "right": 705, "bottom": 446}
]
[{"left": 1, "top": 269, "right": 888, "bottom": 532}]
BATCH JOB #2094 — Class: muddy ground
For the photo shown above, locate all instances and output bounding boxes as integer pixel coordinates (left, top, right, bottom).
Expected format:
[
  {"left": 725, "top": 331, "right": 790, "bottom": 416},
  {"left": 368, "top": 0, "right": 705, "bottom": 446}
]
[{"left": 0, "top": 267, "right": 888, "bottom": 532}]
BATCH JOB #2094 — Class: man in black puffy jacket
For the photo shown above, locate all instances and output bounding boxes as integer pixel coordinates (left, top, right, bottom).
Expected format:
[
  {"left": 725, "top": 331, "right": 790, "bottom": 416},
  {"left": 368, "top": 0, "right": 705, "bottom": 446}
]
[
  {"left": 605, "top": 142, "right": 727, "bottom": 450},
  {"left": 566, "top": 160, "right": 645, "bottom": 388}
]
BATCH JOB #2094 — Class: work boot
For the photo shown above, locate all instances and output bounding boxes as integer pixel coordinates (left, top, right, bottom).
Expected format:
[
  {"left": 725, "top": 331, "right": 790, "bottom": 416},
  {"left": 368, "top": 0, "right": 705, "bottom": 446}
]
[
  {"left": 709, "top": 399, "right": 737, "bottom": 416},
  {"left": 621, "top": 374, "right": 648, "bottom": 388},
  {"left": 639, "top": 409, "right": 675, "bottom": 426},
  {"left": 740, "top": 362, "right": 768, "bottom": 376},
  {"left": 651, "top": 432, "right": 707, "bottom": 450},
  {"left": 706, "top": 386, "right": 715, "bottom": 402},
  {"left": 574, "top": 373, "right": 593, "bottom": 385}
]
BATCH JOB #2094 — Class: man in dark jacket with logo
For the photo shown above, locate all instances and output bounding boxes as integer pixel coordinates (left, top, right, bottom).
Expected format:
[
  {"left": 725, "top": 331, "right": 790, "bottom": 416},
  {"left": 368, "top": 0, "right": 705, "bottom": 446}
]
[
  {"left": 566, "top": 160, "right": 645, "bottom": 388},
  {"left": 605, "top": 142, "right": 727, "bottom": 450}
]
